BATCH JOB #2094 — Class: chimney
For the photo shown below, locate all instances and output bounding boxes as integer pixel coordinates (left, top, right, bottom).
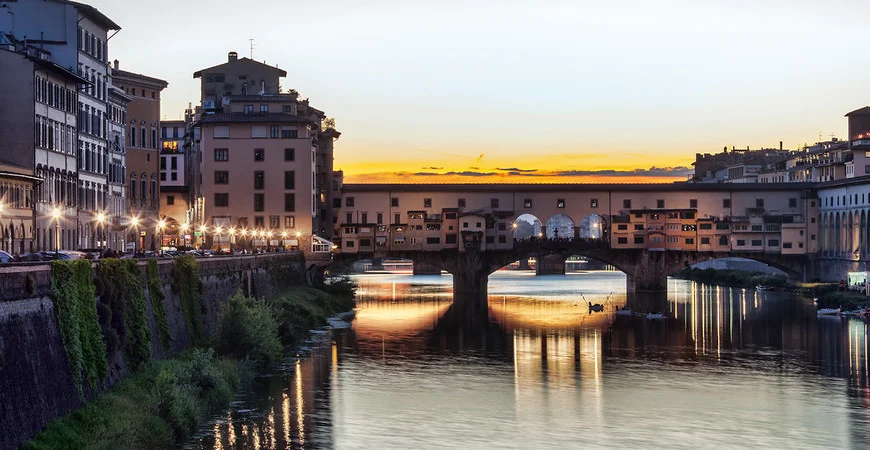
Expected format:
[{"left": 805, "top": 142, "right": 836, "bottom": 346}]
[
  {"left": 228, "top": 51, "right": 238, "bottom": 62},
  {"left": 779, "top": 141, "right": 783, "bottom": 150},
  {"left": 113, "top": 59, "right": 118, "bottom": 70}
]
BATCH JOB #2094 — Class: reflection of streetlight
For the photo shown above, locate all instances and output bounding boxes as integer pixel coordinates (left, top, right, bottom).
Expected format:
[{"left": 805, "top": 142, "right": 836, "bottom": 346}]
[{"left": 52, "top": 208, "right": 61, "bottom": 258}]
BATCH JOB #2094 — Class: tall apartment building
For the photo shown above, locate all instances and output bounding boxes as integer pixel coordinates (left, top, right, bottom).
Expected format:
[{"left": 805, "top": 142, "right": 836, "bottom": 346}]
[
  {"left": 6, "top": 0, "right": 120, "bottom": 250},
  {"left": 159, "top": 119, "right": 189, "bottom": 247},
  {"left": 111, "top": 62, "right": 167, "bottom": 251},
  {"left": 193, "top": 52, "right": 340, "bottom": 250},
  {"left": 0, "top": 38, "right": 79, "bottom": 253}
]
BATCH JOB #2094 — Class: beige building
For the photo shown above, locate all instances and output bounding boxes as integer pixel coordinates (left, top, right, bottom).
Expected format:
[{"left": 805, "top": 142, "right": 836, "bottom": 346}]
[{"left": 111, "top": 62, "right": 167, "bottom": 251}]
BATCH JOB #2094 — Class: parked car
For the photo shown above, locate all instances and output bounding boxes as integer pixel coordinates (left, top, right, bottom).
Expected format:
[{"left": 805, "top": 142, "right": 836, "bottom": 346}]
[
  {"left": 0, "top": 250, "right": 13, "bottom": 263},
  {"left": 17, "top": 253, "right": 45, "bottom": 262}
]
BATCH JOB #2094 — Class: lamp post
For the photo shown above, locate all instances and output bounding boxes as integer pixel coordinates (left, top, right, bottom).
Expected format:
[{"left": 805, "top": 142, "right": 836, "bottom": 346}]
[
  {"left": 240, "top": 229, "right": 248, "bottom": 253},
  {"left": 52, "top": 208, "right": 60, "bottom": 259},
  {"left": 158, "top": 219, "right": 166, "bottom": 255},
  {"left": 131, "top": 216, "right": 139, "bottom": 255},
  {"left": 215, "top": 226, "right": 222, "bottom": 252},
  {"left": 97, "top": 212, "right": 106, "bottom": 251},
  {"left": 181, "top": 222, "right": 189, "bottom": 249},
  {"left": 199, "top": 225, "right": 207, "bottom": 249},
  {"left": 281, "top": 231, "right": 287, "bottom": 251},
  {"left": 229, "top": 227, "right": 235, "bottom": 254},
  {"left": 296, "top": 231, "right": 302, "bottom": 252}
]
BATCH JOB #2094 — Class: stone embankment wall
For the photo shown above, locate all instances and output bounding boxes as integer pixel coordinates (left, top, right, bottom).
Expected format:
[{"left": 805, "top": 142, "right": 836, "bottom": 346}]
[{"left": 0, "top": 254, "right": 305, "bottom": 450}]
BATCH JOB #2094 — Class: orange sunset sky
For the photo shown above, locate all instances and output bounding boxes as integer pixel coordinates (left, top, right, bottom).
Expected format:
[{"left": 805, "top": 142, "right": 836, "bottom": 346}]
[{"left": 90, "top": 0, "right": 868, "bottom": 184}]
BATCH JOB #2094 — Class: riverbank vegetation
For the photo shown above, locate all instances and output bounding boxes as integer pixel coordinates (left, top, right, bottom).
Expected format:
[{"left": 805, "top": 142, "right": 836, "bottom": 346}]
[
  {"left": 30, "top": 260, "right": 355, "bottom": 449},
  {"left": 674, "top": 268, "right": 869, "bottom": 310}
]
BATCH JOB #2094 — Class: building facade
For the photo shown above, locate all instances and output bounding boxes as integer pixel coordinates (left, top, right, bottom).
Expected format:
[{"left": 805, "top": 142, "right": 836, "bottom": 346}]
[
  {"left": 106, "top": 84, "right": 130, "bottom": 250},
  {"left": 111, "top": 62, "right": 167, "bottom": 251}
]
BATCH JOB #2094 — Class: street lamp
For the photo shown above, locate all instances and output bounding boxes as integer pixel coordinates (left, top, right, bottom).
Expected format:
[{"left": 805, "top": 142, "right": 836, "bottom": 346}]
[
  {"left": 52, "top": 208, "right": 60, "bottom": 259},
  {"left": 215, "top": 226, "right": 222, "bottom": 252},
  {"left": 97, "top": 212, "right": 106, "bottom": 251},
  {"left": 158, "top": 219, "right": 166, "bottom": 254},
  {"left": 131, "top": 216, "right": 139, "bottom": 254}
]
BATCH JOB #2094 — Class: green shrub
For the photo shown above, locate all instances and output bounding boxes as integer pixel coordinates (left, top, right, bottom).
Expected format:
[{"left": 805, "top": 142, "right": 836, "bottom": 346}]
[
  {"left": 316, "top": 275, "right": 357, "bottom": 301},
  {"left": 270, "top": 286, "right": 355, "bottom": 347},
  {"left": 216, "top": 291, "right": 282, "bottom": 370},
  {"left": 147, "top": 259, "right": 172, "bottom": 351},
  {"left": 95, "top": 259, "right": 152, "bottom": 372},
  {"left": 817, "top": 291, "right": 866, "bottom": 311}
]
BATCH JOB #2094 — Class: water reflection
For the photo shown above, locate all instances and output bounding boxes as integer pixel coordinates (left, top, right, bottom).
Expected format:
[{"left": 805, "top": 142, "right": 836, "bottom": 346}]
[{"left": 189, "top": 272, "right": 870, "bottom": 449}]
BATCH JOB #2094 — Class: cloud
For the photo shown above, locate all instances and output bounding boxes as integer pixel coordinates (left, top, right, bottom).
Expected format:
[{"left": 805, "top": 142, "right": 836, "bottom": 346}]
[
  {"left": 496, "top": 167, "right": 538, "bottom": 172},
  {"left": 553, "top": 166, "right": 692, "bottom": 177},
  {"left": 476, "top": 153, "right": 486, "bottom": 162},
  {"left": 422, "top": 166, "right": 443, "bottom": 170}
]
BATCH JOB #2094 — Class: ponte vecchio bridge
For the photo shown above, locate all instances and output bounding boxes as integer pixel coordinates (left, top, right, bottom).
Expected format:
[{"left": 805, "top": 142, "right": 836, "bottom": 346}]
[{"left": 332, "top": 182, "right": 821, "bottom": 306}]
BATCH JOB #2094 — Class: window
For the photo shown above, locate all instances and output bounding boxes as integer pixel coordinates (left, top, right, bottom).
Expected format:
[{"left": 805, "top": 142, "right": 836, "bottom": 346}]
[
  {"left": 167, "top": 195, "right": 175, "bottom": 205},
  {"left": 214, "top": 171, "right": 229, "bottom": 184},
  {"left": 427, "top": 237, "right": 441, "bottom": 245},
  {"left": 756, "top": 198, "right": 764, "bottom": 208},
  {"left": 160, "top": 156, "right": 167, "bottom": 170},
  {"left": 424, "top": 198, "right": 432, "bottom": 208},
  {"left": 284, "top": 193, "right": 295, "bottom": 212},
  {"left": 270, "top": 125, "right": 279, "bottom": 138},
  {"left": 171, "top": 173, "right": 177, "bottom": 181},
  {"left": 591, "top": 199, "right": 598, "bottom": 208},
  {"left": 281, "top": 128, "right": 298, "bottom": 138},
  {"left": 214, "top": 148, "right": 228, "bottom": 161},
  {"left": 491, "top": 198, "right": 499, "bottom": 208},
  {"left": 284, "top": 171, "right": 295, "bottom": 189},
  {"left": 719, "top": 236, "right": 728, "bottom": 245},
  {"left": 557, "top": 199, "right": 566, "bottom": 208},
  {"left": 701, "top": 237, "right": 710, "bottom": 245},
  {"left": 361, "top": 213, "right": 368, "bottom": 223},
  {"left": 736, "top": 239, "right": 746, "bottom": 247},
  {"left": 254, "top": 148, "right": 264, "bottom": 161},
  {"left": 699, "top": 223, "right": 712, "bottom": 230},
  {"left": 657, "top": 199, "right": 665, "bottom": 208},
  {"left": 789, "top": 198, "right": 797, "bottom": 208},
  {"left": 458, "top": 198, "right": 466, "bottom": 208},
  {"left": 284, "top": 148, "right": 295, "bottom": 161},
  {"left": 446, "top": 234, "right": 457, "bottom": 244},
  {"left": 767, "top": 239, "right": 779, "bottom": 247},
  {"left": 254, "top": 193, "right": 264, "bottom": 211},
  {"left": 524, "top": 198, "right": 533, "bottom": 208},
  {"left": 254, "top": 171, "right": 264, "bottom": 189},
  {"left": 634, "top": 236, "right": 644, "bottom": 244},
  {"left": 394, "top": 213, "right": 401, "bottom": 224},
  {"left": 285, "top": 216, "right": 295, "bottom": 228},
  {"left": 214, "top": 193, "right": 228, "bottom": 207},
  {"left": 151, "top": 129, "right": 157, "bottom": 149},
  {"left": 617, "top": 224, "right": 628, "bottom": 231},
  {"left": 346, "top": 197, "right": 355, "bottom": 207},
  {"left": 346, "top": 213, "right": 353, "bottom": 224},
  {"left": 634, "top": 224, "right": 644, "bottom": 231},
  {"left": 623, "top": 199, "right": 631, "bottom": 209},
  {"left": 751, "top": 239, "right": 763, "bottom": 246},
  {"left": 783, "top": 242, "right": 793, "bottom": 249},
  {"left": 260, "top": 104, "right": 268, "bottom": 113},
  {"left": 391, "top": 197, "right": 399, "bottom": 207},
  {"left": 689, "top": 199, "right": 697, "bottom": 208},
  {"left": 244, "top": 105, "right": 253, "bottom": 114},
  {"left": 251, "top": 126, "right": 267, "bottom": 138},
  {"left": 685, "top": 238, "right": 695, "bottom": 245},
  {"left": 377, "top": 213, "right": 383, "bottom": 224},
  {"left": 171, "top": 158, "right": 178, "bottom": 170},
  {"left": 282, "top": 105, "right": 293, "bottom": 113},
  {"left": 723, "top": 198, "right": 731, "bottom": 208},
  {"left": 269, "top": 215, "right": 280, "bottom": 228},
  {"left": 617, "top": 237, "right": 628, "bottom": 244},
  {"left": 160, "top": 173, "right": 166, "bottom": 181},
  {"left": 254, "top": 216, "right": 265, "bottom": 228}
]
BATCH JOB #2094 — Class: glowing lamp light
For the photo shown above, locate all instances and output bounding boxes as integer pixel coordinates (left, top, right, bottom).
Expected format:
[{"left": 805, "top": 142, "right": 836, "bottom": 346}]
[
  {"left": 200, "top": 225, "right": 206, "bottom": 233},
  {"left": 130, "top": 216, "right": 138, "bottom": 226},
  {"left": 295, "top": 231, "right": 302, "bottom": 238},
  {"left": 158, "top": 219, "right": 166, "bottom": 229},
  {"left": 52, "top": 208, "right": 61, "bottom": 220},
  {"left": 97, "top": 212, "right": 105, "bottom": 223}
]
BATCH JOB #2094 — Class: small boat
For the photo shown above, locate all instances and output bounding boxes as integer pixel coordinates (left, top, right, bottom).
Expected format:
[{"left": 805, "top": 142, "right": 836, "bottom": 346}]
[
  {"left": 587, "top": 302, "right": 604, "bottom": 312},
  {"left": 756, "top": 285, "right": 775, "bottom": 291},
  {"left": 646, "top": 312, "right": 665, "bottom": 320},
  {"left": 615, "top": 307, "right": 633, "bottom": 316},
  {"left": 817, "top": 308, "right": 841, "bottom": 316}
]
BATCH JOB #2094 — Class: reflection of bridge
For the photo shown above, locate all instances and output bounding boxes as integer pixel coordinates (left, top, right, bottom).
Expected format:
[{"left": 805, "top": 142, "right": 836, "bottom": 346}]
[{"left": 333, "top": 240, "right": 810, "bottom": 307}]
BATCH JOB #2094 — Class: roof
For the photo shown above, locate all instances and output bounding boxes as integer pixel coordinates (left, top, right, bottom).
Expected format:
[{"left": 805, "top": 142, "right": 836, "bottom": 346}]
[
  {"left": 61, "top": 1, "right": 120, "bottom": 30},
  {"left": 29, "top": 55, "right": 88, "bottom": 84},
  {"left": 197, "top": 113, "right": 315, "bottom": 125},
  {"left": 225, "top": 94, "right": 298, "bottom": 102},
  {"left": 342, "top": 182, "right": 818, "bottom": 193},
  {"left": 193, "top": 57, "right": 287, "bottom": 79},
  {"left": 112, "top": 69, "right": 168, "bottom": 89},
  {"left": 846, "top": 106, "right": 870, "bottom": 117}
]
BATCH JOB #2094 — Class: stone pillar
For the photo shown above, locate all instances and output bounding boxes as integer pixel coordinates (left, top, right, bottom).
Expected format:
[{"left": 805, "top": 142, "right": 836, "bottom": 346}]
[
  {"left": 624, "top": 250, "right": 669, "bottom": 292},
  {"left": 535, "top": 253, "right": 566, "bottom": 275},
  {"left": 452, "top": 250, "right": 490, "bottom": 309},
  {"left": 413, "top": 261, "right": 442, "bottom": 275}
]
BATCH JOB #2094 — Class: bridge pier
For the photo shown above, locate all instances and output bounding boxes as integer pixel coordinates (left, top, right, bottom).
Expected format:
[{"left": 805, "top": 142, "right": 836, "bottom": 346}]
[
  {"left": 624, "top": 251, "right": 669, "bottom": 293},
  {"left": 452, "top": 251, "right": 490, "bottom": 309},
  {"left": 413, "top": 261, "right": 442, "bottom": 275},
  {"left": 535, "top": 254, "right": 566, "bottom": 276}
]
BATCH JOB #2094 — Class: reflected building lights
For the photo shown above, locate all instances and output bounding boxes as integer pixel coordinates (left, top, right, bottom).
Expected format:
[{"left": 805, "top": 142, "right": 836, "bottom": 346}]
[{"left": 295, "top": 359, "right": 305, "bottom": 447}]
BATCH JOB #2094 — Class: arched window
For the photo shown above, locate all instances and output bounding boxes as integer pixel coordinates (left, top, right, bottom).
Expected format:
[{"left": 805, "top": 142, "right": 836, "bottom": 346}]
[{"left": 130, "top": 126, "right": 136, "bottom": 146}]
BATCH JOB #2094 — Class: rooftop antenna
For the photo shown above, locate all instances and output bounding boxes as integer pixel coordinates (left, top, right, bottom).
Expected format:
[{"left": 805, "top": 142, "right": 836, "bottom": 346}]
[{"left": 248, "top": 38, "right": 255, "bottom": 59}]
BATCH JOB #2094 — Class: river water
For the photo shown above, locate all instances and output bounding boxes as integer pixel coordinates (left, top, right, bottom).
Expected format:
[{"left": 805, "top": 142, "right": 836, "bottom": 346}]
[{"left": 186, "top": 271, "right": 870, "bottom": 449}]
